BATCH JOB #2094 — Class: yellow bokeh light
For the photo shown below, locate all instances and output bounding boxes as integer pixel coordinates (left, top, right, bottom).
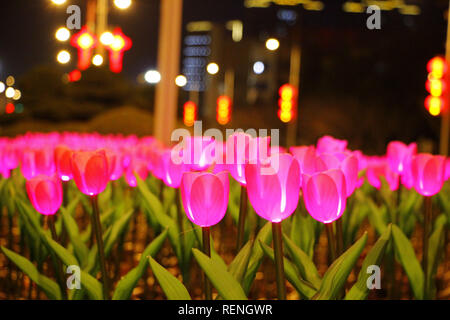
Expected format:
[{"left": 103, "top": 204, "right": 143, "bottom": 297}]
[
  {"left": 429, "top": 103, "right": 441, "bottom": 116},
  {"left": 78, "top": 34, "right": 94, "bottom": 50},
  {"left": 175, "top": 75, "right": 187, "bottom": 87},
  {"left": 55, "top": 27, "right": 70, "bottom": 42},
  {"left": 92, "top": 54, "right": 104, "bottom": 66},
  {"left": 57, "top": 50, "right": 71, "bottom": 64},
  {"left": 114, "top": 0, "right": 132, "bottom": 10},
  {"left": 111, "top": 36, "right": 125, "bottom": 51},
  {"left": 6, "top": 76, "right": 15, "bottom": 86},
  {"left": 265, "top": 38, "right": 280, "bottom": 51},
  {"left": 207, "top": 62, "right": 219, "bottom": 75},
  {"left": 51, "top": 0, "right": 67, "bottom": 5},
  {"left": 13, "top": 89, "right": 21, "bottom": 100},
  {"left": 100, "top": 31, "right": 114, "bottom": 46},
  {"left": 429, "top": 80, "right": 443, "bottom": 97},
  {"left": 279, "top": 110, "right": 292, "bottom": 123}
]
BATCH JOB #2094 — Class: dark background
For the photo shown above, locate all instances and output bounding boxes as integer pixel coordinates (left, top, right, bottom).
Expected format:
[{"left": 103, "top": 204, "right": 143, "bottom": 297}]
[{"left": 0, "top": 0, "right": 448, "bottom": 153}]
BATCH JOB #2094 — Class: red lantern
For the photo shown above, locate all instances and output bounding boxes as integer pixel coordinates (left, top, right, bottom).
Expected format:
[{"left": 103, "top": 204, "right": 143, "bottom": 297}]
[
  {"left": 70, "top": 26, "right": 97, "bottom": 70},
  {"left": 183, "top": 101, "right": 197, "bottom": 127},
  {"left": 425, "top": 56, "right": 447, "bottom": 116},
  {"left": 278, "top": 84, "right": 297, "bottom": 123},
  {"left": 105, "top": 27, "right": 132, "bottom": 73},
  {"left": 216, "top": 95, "right": 232, "bottom": 125}
]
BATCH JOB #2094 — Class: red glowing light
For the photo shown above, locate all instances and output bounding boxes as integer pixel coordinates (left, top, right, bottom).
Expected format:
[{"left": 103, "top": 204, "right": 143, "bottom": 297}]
[
  {"left": 5, "top": 103, "right": 15, "bottom": 114},
  {"left": 70, "top": 26, "right": 97, "bottom": 70},
  {"left": 68, "top": 69, "right": 82, "bottom": 82},
  {"left": 427, "top": 56, "right": 447, "bottom": 79},
  {"left": 278, "top": 84, "right": 297, "bottom": 123},
  {"left": 183, "top": 101, "right": 197, "bottom": 127},
  {"left": 216, "top": 95, "right": 232, "bottom": 125},
  {"left": 105, "top": 27, "right": 132, "bottom": 73}
]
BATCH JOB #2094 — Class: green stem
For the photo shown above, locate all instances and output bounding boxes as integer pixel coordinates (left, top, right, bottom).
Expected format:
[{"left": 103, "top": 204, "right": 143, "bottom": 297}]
[
  {"left": 91, "top": 195, "right": 110, "bottom": 300},
  {"left": 326, "top": 223, "right": 337, "bottom": 264},
  {"left": 272, "top": 222, "right": 286, "bottom": 300},
  {"left": 335, "top": 218, "right": 344, "bottom": 257},
  {"left": 202, "top": 227, "right": 212, "bottom": 300},
  {"left": 47, "top": 215, "right": 67, "bottom": 300},
  {"left": 236, "top": 185, "right": 248, "bottom": 251},
  {"left": 423, "top": 196, "right": 432, "bottom": 299}
]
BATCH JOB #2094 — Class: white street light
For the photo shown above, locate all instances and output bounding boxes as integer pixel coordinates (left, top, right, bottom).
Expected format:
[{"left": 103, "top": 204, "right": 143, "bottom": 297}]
[
  {"left": 5, "top": 87, "right": 15, "bottom": 99},
  {"left": 253, "top": 61, "right": 265, "bottom": 74},
  {"left": 51, "top": 0, "right": 67, "bottom": 5},
  {"left": 57, "top": 50, "right": 71, "bottom": 64},
  {"left": 55, "top": 27, "right": 70, "bottom": 42},
  {"left": 114, "top": 0, "right": 132, "bottom": 10},
  {"left": 175, "top": 75, "right": 187, "bottom": 87},
  {"left": 206, "top": 62, "right": 219, "bottom": 75},
  {"left": 265, "top": 38, "right": 280, "bottom": 51},
  {"left": 92, "top": 54, "right": 104, "bottom": 66},
  {"left": 145, "top": 70, "right": 161, "bottom": 84},
  {"left": 0, "top": 82, "right": 5, "bottom": 93}
]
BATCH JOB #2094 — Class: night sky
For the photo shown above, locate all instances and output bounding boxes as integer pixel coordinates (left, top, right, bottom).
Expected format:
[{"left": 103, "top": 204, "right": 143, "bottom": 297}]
[
  {"left": 1, "top": 0, "right": 446, "bottom": 80},
  {"left": 0, "top": 0, "right": 449, "bottom": 150}
]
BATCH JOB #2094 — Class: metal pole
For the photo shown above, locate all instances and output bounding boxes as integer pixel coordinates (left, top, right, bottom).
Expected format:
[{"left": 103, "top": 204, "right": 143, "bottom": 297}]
[
  {"left": 154, "top": 0, "right": 183, "bottom": 145},
  {"left": 441, "top": 0, "right": 450, "bottom": 156},
  {"left": 286, "top": 43, "right": 301, "bottom": 147},
  {"left": 86, "top": 0, "right": 97, "bottom": 32},
  {"left": 96, "top": 0, "right": 108, "bottom": 57},
  {"left": 225, "top": 69, "right": 235, "bottom": 101}
]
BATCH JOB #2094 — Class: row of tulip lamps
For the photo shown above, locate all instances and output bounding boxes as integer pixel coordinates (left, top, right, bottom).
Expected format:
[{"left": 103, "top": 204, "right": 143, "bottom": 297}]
[{"left": 18, "top": 132, "right": 447, "bottom": 300}]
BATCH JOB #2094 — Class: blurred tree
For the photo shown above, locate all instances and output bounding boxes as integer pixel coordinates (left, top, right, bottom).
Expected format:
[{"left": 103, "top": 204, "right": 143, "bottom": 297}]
[{"left": 17, "top": 65, "right": 149, "bottom": 122}]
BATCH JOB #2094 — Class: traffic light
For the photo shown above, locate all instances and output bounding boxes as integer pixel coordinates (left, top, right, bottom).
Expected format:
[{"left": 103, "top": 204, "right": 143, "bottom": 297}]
[
  {"left": 425, "top": 56, "right": 447, "bottom": 116},
  {"left": 183, "top": 101, "right": 197, "bottom": 127},
  {"left": 278, "top": 84, "right": 297, "bottom": 123},
  {"left": 216, "top": 95, "right": 232, "bottom": 125}
]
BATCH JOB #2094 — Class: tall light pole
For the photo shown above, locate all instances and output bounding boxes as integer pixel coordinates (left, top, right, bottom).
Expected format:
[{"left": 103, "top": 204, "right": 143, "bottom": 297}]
[
  {"left": 86, "top": 0, "right": 97, "bottom": 31},
  {"left": 153, "top": 0, "right": 183, "bottom": 145},
  {"left": 96, "top": 0, "right": 109, "bottom": 57},
  {"left": 441, "top": 0, "right": 450, "bottom": 156},
  {"left": 286, "top": 42, "right": 301, "bottom": 148}
]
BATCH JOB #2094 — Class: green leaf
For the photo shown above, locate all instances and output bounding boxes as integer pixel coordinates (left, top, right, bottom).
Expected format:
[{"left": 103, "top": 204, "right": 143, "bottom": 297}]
[
  {"left": 228, "top": 240, "right": 253, "bottom": 284},
  {"left": 242, "top": 222, "right": 272, "bottom": 294},
  {"left": 61, "top": 206, "right": 89, "bottom": 268},
  {"left": 192, "top": 248, "right": 247, "bottom": 300},
  {"left": 290, "top": 211, "right": 315, "bottom": 258},
  {"left": 137, "top": 176, "right": 181, "bottom": 261},
  {"left": 148, "top": 256, "right": 191, "bottom": 300},
  {"left": 40, "top": 231, "right": 103, "bottom": 300},
  {"left": 345, "top": 224, "right": 392, "bottom": 300},
  {"left": 104, "top": 208, "right": 134, "bottom": 256},
  {"left": 313, "top": 232, "right": 368, "bottom": 300},
  {"left": 366, "top": 198, "right": 388, "bottom": 236},
  {"left": 283, "top": 233, "right": 322, "bottom": 290},
  {"left": 1, "top": 246, "right": 62, "bottom": 300},
  {"left": 259, "top": 241, "right": 317, "bottom": 299},
  {"left": 113, "top": 229, "right": 168, "bottom": 300},
  {"left": 391, "top": 224, "right": 424, "bottom": 300},
  {"left": 426, "top": 215, "right": 447, "bottom": 299}
]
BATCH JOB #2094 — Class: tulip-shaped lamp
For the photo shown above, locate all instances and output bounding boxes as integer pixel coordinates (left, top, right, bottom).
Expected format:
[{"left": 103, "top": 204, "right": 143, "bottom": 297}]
[
  {"left": 245, "top": 153, "right": 301, "bottom": 299},
  {"left": 411, "top": 153, "right": 446, "bottom": 298},
  {"left": 180, "top": 171, "right": 229, "bottom": 299},
  {"left": 71, "top": 150, "right": 111, "bottom": 299},
  {"left": 26, "top": 174, "right": 67, "bottom": 298}
]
